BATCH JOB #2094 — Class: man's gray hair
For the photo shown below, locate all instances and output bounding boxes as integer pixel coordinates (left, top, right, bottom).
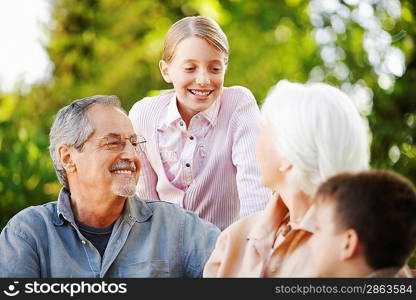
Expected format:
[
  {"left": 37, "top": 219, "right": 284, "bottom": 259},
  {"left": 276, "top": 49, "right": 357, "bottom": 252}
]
[{"left": 49, "top": 95, "right": 123, "bottom": 189}]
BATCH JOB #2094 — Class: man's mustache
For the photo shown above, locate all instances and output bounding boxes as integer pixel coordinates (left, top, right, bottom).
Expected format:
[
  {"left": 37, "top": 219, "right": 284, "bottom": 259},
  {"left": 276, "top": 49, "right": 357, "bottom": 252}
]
[{"left": 110, "top": 160, "right": 136, "bottom": 172}]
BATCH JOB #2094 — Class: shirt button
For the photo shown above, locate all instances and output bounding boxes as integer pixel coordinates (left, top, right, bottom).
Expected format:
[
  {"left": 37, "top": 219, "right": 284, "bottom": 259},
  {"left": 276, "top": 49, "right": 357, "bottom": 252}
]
[
  {"left": 179, "top": 121, "right": 184, "bottom": 126},
  {"left": 189, "top": 136, "right": 194, "bottom": 140},
  {"left": 185, "top": 163, "right": 191, "bottom": 167}
]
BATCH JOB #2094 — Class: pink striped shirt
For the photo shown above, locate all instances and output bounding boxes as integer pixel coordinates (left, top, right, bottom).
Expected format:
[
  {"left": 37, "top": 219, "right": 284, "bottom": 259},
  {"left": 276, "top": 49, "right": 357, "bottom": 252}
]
[
  {"left": 129, "top": 86, "right": 271, "bottom": 230},
  {"left": 158, "top": 92, "right": 221, "bottom": 191}
]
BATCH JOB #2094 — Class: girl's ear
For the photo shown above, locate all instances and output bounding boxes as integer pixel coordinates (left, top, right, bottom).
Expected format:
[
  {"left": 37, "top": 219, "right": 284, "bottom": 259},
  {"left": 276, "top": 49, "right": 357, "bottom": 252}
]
[{"left": 159, "top": 60, "right": 171, "bottom": 83}]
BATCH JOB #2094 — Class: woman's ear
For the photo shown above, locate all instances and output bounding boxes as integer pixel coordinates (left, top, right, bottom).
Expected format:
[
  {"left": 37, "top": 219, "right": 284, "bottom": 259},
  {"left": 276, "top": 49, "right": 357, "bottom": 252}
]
[
  {"left": 159, "top": 60, "right": 171, "bottom": 83},
  {"left": 278, "top": 159, "right": 293, "bottom": 173},
  {"left": 340, "top": 229, "right": 360, "bottom": 261},
  {"left": 58, "top": 145, "right": 76, "bottom": 173}
]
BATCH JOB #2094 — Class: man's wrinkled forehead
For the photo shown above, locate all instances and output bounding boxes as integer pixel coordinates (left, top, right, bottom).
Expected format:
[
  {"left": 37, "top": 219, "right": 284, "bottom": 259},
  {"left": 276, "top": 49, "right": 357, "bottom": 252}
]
[{"left": 86, "top": 104, "right": 135, "bottom": 136}]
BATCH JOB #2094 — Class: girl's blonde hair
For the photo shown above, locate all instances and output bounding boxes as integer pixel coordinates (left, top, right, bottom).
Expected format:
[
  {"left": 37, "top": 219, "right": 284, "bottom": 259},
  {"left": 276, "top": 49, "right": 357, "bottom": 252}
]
[{"left": 162, "top": 16, "right": 229, "bottom": 64}]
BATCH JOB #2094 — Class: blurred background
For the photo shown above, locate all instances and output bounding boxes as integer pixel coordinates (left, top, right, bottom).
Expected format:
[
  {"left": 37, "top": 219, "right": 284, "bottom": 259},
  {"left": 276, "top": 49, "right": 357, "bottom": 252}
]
[{"left": 0, "top": 0, "right": 415, "bottom": 265}]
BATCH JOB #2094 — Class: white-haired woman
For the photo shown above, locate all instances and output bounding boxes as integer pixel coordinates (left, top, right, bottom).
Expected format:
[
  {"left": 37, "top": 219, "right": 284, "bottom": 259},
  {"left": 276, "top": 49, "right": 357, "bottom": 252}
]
[{"left": 203, "top": 80, "right": 370, "bottom": 277}]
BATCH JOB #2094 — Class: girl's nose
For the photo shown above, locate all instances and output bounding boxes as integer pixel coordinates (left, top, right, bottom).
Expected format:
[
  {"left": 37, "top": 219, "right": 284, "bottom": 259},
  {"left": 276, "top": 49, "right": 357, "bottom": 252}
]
[{"left": 195, "top": 71, "right": 211, "bottom": 85}]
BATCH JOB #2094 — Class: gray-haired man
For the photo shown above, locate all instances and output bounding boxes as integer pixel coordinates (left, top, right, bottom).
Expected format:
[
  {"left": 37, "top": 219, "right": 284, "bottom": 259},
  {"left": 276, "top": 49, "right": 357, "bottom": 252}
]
[{"left": 0, "top": 95, "right": 220, "bottom": 277}]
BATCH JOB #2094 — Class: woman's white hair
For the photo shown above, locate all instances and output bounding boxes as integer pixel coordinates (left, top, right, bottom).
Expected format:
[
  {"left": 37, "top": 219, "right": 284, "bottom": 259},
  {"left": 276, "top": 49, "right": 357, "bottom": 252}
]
[{"left": 261, "top": 80, "right": 370, "bottom": 196}]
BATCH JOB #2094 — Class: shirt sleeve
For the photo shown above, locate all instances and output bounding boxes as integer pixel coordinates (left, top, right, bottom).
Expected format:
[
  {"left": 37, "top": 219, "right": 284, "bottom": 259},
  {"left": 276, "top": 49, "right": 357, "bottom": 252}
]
[
  {"left": 0, "top": 223, "right": 40, "bottom": 277},
  {"left": 128, "top": 101, "right": 160, "bottom": 201},
  {"left": 182, "top": 211, "right": 220, "bottom": 278},
  {"left": 230, "top": 89, "right": 272, "bottom": 217}
]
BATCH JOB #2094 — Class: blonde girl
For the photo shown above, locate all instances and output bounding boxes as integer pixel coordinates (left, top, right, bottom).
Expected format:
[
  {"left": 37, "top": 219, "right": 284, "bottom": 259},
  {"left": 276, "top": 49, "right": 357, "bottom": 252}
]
[{"left": 129, "top": 16, "right": 270, "bottom": 230}]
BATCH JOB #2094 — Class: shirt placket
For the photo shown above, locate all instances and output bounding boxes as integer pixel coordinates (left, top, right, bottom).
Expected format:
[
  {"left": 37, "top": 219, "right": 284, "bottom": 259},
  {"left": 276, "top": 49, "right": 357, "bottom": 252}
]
[
  {"left": 180, "top": 120, "right": 197, "bottom": 188},
  {"left": 260, "top": 226, "right": 293, "bottom": 277},
  {"left": 100, "top": 215, "right": 135, "bottom": 277},
  {"left": 71, "top": 222, "right": 102, "bottom": 277}
]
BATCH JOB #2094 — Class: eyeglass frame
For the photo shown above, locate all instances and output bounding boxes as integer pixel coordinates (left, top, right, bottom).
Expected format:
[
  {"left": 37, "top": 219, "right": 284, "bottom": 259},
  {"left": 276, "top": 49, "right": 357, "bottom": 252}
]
[{"left": 92, "top": 133, "right": 147, "bottom": 152}]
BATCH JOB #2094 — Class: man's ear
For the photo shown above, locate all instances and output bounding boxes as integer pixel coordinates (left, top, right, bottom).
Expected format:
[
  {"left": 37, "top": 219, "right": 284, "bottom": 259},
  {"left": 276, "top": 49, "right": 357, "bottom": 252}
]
[
  {"left": 58, "top": 145, "right": 76, "bottom": 173},
  {"left": 340, "top": 228, "right": 360, "bottom": 261},
  {"left": 159, "top": 60, "right": 171, "bottom": 83}
]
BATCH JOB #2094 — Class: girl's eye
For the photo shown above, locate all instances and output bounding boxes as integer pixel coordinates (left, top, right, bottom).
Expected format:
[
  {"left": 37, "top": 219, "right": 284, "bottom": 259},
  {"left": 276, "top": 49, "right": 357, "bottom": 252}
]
[
  {"left": 184, "top": 66, "right": 195, "bottom": 71},
  {"left": 211, "top": 67, "right": 222, "bottom": 72}
]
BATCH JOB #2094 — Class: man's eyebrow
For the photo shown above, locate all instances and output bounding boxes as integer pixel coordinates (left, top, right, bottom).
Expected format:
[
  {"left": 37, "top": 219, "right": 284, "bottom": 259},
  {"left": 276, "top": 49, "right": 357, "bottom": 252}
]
[
  {"left": 103, "top": 133, "right": 138, "bottom": 138},
  {"left": 104, "top": 133, "right": 122, "bottom": 138}
]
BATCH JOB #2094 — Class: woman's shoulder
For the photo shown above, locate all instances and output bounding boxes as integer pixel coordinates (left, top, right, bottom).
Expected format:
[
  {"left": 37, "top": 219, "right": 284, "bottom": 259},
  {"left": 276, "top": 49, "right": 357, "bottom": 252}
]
[{"left": 221, "top": 211, "right": 263, "bottom": 240}]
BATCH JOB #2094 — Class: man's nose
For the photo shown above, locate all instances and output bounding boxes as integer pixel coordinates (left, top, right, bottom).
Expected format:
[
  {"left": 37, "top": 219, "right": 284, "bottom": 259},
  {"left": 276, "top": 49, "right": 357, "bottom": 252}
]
[
  {"left": 120, "top": 142, "right": 141, "bottom": 173},
  {"left": 121, "top": 140, "right": 139, "bottom": 159}
]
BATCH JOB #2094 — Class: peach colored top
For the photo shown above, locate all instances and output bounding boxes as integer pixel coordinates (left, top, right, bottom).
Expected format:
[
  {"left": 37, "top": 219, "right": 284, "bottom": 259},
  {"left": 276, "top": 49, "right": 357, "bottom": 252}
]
[{"left": 203, "top": 196, "right": 317, "bottom": 277}]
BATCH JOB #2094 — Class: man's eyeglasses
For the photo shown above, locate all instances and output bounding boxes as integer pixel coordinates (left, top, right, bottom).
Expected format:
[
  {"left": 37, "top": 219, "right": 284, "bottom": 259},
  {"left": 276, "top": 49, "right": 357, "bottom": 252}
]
[{"left": 99, "top": 135, "right": 146, "bottom": 152}]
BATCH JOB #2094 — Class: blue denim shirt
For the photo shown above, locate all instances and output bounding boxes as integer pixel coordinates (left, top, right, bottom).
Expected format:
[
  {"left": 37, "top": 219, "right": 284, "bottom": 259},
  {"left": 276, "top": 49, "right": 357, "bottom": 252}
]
[{"left": 0, "top": 189, "right": 220, "bottom": 278}]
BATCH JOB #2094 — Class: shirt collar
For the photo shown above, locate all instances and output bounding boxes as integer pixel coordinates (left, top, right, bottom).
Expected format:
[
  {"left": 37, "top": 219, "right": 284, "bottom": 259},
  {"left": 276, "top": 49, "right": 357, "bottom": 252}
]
[
  {"left": 248, "top": 196, "right": 316, "bottom": 240},
  {"left": 54, "top": 188, "right": 75, "bottom": 226},
  {"left": 290, "top": 204, "right": 316, "bottom": 233},
  {"left": 54, "top": 188, "right": 153, "bottom": 226},
  {"left": 159, "top": 93, "right": 183, "bottom": 129},
  {"left": 122, "top": 194, "right": 153, "bottom": 224},
  {"left": 200, "top": 94, "right": 221, "bottom": 126},
  {"left": 365, "top": 267, "right": 404, "bottom": 278},
  {"left": 159, "top": 92, "right": 221, "bottom": 129}
]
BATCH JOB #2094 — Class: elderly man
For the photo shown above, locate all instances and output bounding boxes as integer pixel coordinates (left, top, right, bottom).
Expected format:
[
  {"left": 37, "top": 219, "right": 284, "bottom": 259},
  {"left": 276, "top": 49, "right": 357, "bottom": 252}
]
[{"left": 0, "top": 95, "right": 220, "bottom": 277}]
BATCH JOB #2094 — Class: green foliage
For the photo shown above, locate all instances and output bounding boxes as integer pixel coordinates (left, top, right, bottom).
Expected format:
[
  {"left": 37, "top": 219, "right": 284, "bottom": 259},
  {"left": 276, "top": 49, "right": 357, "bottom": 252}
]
[
  {"left": 0, "top": 90, "right": 60, "bottom": 229},
  {"left": 0, "top": 0, "right": 415, "bottom": 267}
]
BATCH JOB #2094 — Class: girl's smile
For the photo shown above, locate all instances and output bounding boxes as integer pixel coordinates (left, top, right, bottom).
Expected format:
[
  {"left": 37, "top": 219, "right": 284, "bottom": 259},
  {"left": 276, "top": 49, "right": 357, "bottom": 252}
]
[{"left": 188, "top": 88, "right": 214, "bottom": 99}]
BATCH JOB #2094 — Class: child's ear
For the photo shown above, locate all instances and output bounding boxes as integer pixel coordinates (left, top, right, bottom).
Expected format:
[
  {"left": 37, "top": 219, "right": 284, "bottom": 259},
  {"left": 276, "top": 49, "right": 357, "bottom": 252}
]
[
  {"left": 58, "top": 145, "right": 76, "bottom": 173},
  {"left": 340, "top": 229, "right": 359, "bottom": 261},
  {"left": 159, "top": 60, "right": 171, "bottom": 83}
]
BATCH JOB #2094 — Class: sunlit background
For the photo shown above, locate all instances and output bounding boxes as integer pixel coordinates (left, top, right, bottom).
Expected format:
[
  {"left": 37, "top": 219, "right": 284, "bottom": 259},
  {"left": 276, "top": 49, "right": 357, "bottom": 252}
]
[
  {"left": 0, "top": 0, "right": 409, "bottom": 118},
  {"left": 0, "top": 0, "right": 415, "bottom": 265},
  {"left": 0, "top": 0, "right": 53, "bottom": 92}
]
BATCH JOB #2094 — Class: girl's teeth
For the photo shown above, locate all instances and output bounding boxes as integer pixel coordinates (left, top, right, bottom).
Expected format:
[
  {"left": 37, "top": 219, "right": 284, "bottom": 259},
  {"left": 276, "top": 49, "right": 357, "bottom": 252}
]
[{"left": 192, "top": 90, "right": 210, "bottom": 96}]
